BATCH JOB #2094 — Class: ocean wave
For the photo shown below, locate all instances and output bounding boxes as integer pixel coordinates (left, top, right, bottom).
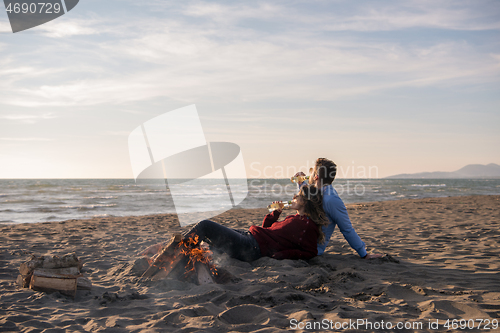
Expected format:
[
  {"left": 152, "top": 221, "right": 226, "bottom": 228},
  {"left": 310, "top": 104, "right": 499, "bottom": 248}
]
[
  {"left": 29, "top": 207, "right": 62, "bottom": 213},
  {"left": 27, "top": 183, "right": 56, "bottom": 188},
  {"left": 4, "top": 199, "right": 42, "bottom": 204},
  {"left": 62, "top": 204, "right": 118, "bottom": 211},
  {"left": 45, "top": 201, "right": 68, "bottom": 205},
  {"left": 91, "top": 214, "right": 115, "bottom": 218},
  {"left": 411, "top": 184, "right": 446, "bottom": 187}
]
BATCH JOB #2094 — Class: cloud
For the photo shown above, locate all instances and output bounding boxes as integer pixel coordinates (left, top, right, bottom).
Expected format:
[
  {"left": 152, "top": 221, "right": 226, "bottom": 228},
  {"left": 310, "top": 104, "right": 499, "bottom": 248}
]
[
  {"left": 181, "top": 2, "right": 285, "bottom": 24},
  {"left": 179, "top": 0, "right": 500, "bottom": 31},
  {"left": 0, "top": 1, "right": 499, "bottom": 108},
  {"left": 4, "top": 80, "right": 158, "bottom": 107},
  {"left": 0, "top": 113, "right": 57, "bottom": 123},
  {"left": 37, "top": 19, "right": 100, "bottom": 38},
  {"left": 0, "top": 137, "right": 54, "bottom": 141},
  {"left": 319, "top": 2, "right": 500, "bottom": 31},
  {"left": 0, "top": 20, "right": 11, "bottom": 34}
]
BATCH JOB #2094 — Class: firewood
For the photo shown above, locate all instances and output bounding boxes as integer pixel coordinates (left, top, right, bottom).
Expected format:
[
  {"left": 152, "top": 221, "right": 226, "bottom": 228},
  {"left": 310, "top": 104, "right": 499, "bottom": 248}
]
[
  {"left": 211, "top": 266, "right": 237, "bottom": 284},
  {"left": 33, "top": 267, "right": 80, "bottom": 277},
  {"left": 140, "top": 233, "right": 182, "bottom": 280},
  {"left": 30, "top": 274, "right": 77, "bottom": 298},
  {"left": 19, "top": 257, "right": 44, "bottom": 276},
  {"left": 77, "top": 277, "right": 92, "bottom": 290},
  {"left": 17, "top": 274, "right": 31, "bottom": 288},
  {"left": 195, "top": 262, "right": 214, "bottom": 285},
  {"left": 167, "top": 254, "right": 196, "bottom": 282},
  {"left": 20, "top": 253, "right": 82, "bottom": 276},
  {"left": 150, "top": 248, "right": 186, "bottom": 281},
  {"left": 27, "top": 268, "right": 91, "bottom": 291},
  {"left": 139, "top": 234, "right": 223, "bottom": 285}
]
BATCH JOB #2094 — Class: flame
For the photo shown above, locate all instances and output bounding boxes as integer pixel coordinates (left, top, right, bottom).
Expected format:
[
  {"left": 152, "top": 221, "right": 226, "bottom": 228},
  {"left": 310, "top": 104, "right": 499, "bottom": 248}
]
[
  {"left": 144, "top": 235, "right": 219, "bottom": 281},
  {"left": 146, "top": 252, "right": 160, "bottom": 266},
  {"left": 178, "top": 236, "right": 218, "bottom": 278}
]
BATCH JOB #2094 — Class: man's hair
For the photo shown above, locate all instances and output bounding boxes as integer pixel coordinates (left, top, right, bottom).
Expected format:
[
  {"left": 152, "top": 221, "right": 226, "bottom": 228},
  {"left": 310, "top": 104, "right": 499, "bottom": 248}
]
[{"left": 315, "top": 158, "right": 337, "bottom": 185}]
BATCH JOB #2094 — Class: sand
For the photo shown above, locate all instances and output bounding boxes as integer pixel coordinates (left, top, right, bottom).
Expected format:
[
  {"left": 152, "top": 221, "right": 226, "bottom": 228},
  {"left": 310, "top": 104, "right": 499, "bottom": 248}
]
[{"left": 1, "top": 195, "right": 499, "bottom": 332}]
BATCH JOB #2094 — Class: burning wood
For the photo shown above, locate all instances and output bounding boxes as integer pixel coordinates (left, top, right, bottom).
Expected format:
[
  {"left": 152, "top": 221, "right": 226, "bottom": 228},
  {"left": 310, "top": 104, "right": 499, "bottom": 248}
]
[{"left": 140, "top": 234, "right": 221, "bottom": 285}]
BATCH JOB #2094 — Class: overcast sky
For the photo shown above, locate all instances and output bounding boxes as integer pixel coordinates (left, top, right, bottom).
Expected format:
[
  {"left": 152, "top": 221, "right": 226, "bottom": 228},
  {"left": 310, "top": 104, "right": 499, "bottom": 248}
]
[{"left": 0, "top": 0, "right": 499, "bottom": 179}]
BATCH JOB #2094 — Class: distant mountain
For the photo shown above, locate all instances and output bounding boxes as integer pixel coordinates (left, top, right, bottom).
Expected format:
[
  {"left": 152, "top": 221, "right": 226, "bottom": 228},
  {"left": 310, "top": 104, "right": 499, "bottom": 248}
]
[{"left": 386, "top": 163, "right": 500, "bottom": 179}]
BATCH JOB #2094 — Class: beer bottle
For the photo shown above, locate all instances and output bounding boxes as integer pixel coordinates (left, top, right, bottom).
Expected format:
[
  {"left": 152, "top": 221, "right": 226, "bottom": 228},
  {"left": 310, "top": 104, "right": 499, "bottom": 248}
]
[{"left": 267, "top": 201, "right": 292, "bottom": 212}]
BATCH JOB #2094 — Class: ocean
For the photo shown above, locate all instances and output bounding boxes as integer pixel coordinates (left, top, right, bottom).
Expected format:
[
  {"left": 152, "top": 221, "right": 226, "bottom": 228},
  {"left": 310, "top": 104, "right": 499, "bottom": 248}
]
[{"left": 1, "top": 178, "right": 499, "bottom": 224}]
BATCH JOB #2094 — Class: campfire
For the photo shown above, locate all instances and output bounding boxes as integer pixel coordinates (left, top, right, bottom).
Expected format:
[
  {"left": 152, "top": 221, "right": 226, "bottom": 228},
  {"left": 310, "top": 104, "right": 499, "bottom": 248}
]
[{"left": 140, "top": 234, "right": 228, "bottom": 285}]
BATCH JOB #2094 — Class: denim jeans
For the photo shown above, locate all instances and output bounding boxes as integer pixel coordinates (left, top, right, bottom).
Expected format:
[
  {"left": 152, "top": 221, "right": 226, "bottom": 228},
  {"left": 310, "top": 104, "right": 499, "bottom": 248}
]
[{"left": 184, "top": 220, "right": 262, "bottom": 262}]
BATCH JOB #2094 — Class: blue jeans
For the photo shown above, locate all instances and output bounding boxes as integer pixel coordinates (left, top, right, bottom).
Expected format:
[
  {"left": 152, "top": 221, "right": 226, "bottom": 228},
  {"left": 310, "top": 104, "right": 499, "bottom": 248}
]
[{"left": 184, "top": 220, "right": 261, "bottom": 262}]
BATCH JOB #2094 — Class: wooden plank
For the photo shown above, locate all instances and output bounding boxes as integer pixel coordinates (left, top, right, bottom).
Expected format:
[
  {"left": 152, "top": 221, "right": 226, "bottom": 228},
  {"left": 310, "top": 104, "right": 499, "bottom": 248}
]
[
  {"left": 30, "top": 275, "right": 77, "bottom": 298},
  {"left": 33, "top": 267, "right": 80, "bottom": 277}
]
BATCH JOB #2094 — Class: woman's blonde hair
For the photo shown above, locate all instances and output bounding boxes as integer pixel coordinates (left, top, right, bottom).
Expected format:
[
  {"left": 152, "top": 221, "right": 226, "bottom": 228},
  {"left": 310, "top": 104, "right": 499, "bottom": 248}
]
[{"left": 298, "top": 185, "right": 329, "bottom": 244}]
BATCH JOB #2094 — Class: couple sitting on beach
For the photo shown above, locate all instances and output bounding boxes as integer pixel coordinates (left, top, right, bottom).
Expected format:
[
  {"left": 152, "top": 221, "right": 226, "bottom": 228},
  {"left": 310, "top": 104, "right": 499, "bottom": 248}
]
[{"left": 183, "top": 157, "right": 381, "bottom": 261}]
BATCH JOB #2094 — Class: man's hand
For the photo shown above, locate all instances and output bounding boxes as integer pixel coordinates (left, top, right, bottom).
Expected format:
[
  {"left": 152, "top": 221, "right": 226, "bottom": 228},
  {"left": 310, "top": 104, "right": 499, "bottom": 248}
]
[
  {"left": 293, "top": 172, "right": 306, "bottom": 185},
  {"left": 363, "top": 253, "right": 383, "bottom": 259}
]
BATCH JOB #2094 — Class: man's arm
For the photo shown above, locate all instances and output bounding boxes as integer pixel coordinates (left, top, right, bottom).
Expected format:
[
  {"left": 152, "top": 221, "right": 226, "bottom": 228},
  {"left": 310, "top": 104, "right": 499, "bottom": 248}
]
[{"left": 324, "top": 196, "right": 367, "bottom": 258}]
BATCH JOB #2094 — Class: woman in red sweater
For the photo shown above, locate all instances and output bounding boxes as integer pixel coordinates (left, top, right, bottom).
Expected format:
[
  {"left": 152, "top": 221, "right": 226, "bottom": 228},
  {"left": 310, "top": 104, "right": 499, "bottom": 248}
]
[{"left": 183, "top": 184, "right": 328, "bottom": 262}]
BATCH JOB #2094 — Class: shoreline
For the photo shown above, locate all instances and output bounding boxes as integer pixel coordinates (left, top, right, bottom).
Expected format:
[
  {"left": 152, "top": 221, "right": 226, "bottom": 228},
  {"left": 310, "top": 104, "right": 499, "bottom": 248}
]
[
  {"left": 2, "top": 193, "right": 499, "bottom": 226},
  {"left": 2, "top": 178, "right": 500, "bottom": 225},
  {"left": 1, "top": 195, "right": 499, "bottom": 332}
]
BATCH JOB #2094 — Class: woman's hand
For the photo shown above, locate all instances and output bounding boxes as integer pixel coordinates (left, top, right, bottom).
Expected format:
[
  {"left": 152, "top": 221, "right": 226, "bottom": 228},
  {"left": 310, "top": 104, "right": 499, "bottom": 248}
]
[{"left": 271, "top": 201, "right": 282, "bottom": 213}]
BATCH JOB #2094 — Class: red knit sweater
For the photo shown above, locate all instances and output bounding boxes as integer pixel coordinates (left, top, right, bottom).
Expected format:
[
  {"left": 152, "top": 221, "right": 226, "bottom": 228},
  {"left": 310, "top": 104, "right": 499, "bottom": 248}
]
[{"left": 249, "top": 210, "right": 319, "bottom": 260}]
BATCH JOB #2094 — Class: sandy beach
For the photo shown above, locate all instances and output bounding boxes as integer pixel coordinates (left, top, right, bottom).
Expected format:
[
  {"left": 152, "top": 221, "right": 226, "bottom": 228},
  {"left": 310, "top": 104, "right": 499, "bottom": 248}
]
[{"left": 1, "top": 195, "right": 499, "bottom": 332}]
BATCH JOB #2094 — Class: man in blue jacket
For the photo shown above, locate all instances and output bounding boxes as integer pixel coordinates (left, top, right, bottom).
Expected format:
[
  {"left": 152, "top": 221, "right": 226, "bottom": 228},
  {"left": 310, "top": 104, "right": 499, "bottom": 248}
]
[{"left": 296, "top": 158, "right": 381, "bottom": 259}]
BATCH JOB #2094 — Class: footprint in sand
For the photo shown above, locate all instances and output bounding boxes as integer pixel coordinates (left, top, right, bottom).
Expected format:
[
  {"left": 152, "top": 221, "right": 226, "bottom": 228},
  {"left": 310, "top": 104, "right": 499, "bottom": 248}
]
[{"left": 217, "top": 305, "right": 270, "bottom": 325}]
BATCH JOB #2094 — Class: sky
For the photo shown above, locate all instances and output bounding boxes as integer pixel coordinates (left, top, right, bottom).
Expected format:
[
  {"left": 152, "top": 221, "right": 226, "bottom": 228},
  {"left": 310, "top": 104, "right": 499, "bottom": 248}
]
[{"left": 0, "top": 0, "right": 499, "bottom": 179}]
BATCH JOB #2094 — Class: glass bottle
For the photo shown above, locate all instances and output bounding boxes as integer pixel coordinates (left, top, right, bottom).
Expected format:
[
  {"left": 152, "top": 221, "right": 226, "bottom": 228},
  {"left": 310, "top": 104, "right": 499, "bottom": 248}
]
[
  {"left": 267, "top": 200, "right": 292, "bottom": 212},
  {"left": 290, "top": 175, "right": 309, "bottom": 183},
  {"left": 290, "top": 168, "right": 313, "bottom": 183}
]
